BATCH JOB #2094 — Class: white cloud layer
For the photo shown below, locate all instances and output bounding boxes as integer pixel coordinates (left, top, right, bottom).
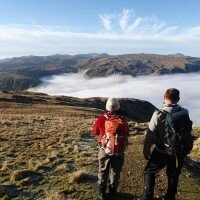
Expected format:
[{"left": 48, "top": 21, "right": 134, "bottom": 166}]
[
  {"left": 30, "top": 72, "right": 200, "bottom": 125},
  {"left": 1, "top": 8, "right": 200, "bottom": 58}
]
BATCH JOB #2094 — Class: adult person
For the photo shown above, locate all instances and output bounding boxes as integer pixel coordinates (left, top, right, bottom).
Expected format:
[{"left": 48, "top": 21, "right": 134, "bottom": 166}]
[
  {"left": 136, "top": 88, "right": 193, "bottom": 200},
  {"left": 92, "top": 98, "right": 129, "bottom": 200}
]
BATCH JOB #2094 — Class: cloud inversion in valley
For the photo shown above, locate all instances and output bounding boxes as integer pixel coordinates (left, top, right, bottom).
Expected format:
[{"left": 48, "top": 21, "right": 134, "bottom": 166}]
[{"left": 30, "top": 72, "right": 200, "bottom": 125}]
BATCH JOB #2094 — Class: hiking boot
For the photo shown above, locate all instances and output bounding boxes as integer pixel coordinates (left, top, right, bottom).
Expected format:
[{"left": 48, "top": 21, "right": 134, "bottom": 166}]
[
  {"left": 135, "top": 174, "right": 155, "bottom": 200},
  {"left": 108, "top": 186, "right": 117, "bottom": 198},
  {"left": 98, "top": 188, "right": 106, "bottom": 200},
  {"left": 133, "top": 196, "right": 153, "bottom": 200},
  {"left": 162, "top": 193, "right": 176, "bottom": 200}
]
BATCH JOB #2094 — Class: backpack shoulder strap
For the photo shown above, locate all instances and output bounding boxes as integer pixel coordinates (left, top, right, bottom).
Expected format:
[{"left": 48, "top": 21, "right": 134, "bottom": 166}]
[
  {"left": 158, "top": 109, "right": 169, "bottom": 115},
  {"left": 155, "top": 109, "right": 169, "bottom": 123},
  {"left": 104, "top": 114, "right": 109, "bottom": 119},
  {"left": 104, "top": 112, "right": 113, "bottom": 120}
]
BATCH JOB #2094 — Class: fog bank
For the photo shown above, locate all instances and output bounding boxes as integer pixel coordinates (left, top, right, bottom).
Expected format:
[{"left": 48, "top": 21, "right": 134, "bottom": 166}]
[{"left": 30, "top": 72, "right": 200, "bottom": 125}]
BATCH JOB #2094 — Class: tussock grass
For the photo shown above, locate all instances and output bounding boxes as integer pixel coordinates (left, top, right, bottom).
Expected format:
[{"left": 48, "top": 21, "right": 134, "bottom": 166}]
[
  {"left": 188, "top": 127, "right": 200, "bottom": 162},
  {"left": 0, "top": 96, "right": 99, "bottom": 199},
  {"left": 1, "top": 161, "right": 8, "bottom": 171},
  {"left": 190, "top": 138, "right": 200, "bottom": 162},
  {"left": 27, "top": 159, "right": 42, "bottom": 170},
  {"left": 0, "top": 92, "right": 199, "bottom": 199},
  {"left": 44, "top": 191, "right": 67, "bottom": 200},
  {"left": 69, "top": 170, "right": 91, "bottom": 183}
]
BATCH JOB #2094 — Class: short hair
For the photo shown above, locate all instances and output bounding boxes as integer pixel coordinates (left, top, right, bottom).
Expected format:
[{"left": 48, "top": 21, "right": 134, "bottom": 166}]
[{"left": 165, "top": 88, "right": 180, "bottom": 102}]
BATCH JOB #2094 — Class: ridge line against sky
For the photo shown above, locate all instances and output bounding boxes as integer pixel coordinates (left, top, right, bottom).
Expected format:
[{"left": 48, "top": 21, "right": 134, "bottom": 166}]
[{"left": 0, "top": 0, "right": 200, "bottom": 58}]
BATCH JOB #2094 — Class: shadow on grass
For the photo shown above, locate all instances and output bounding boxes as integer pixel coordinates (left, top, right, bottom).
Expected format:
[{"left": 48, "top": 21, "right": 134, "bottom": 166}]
[
  {"left": 117, "top": 192, "right": 138, "bottom": 199},
  {"left": 184, "top": 157, "right": 200, "bottom": 185},
  {"left": 185, "top": 157, "right": 200, "bottom": 171}
]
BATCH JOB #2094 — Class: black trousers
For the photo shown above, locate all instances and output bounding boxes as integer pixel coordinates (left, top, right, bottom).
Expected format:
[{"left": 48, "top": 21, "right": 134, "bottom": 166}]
[{"left": 141, "top": 149, "right": 184, "bottom": 199}]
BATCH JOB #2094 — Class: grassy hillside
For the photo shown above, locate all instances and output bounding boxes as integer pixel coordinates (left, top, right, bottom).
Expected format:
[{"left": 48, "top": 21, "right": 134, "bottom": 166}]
[
  {"left": 0, "top": 54, "right": 92, "bottom": 91},
  {"left": 0, "top": 92, "right": 199, "bottom": 200},
  {"left": 0, "top": 73, "right": 41, "bottom": 91}
]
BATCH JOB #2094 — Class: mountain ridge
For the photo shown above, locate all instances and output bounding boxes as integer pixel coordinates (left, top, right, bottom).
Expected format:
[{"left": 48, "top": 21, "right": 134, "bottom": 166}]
[{"left": 0, "top": 53, "right": 200, "bottom": 91}]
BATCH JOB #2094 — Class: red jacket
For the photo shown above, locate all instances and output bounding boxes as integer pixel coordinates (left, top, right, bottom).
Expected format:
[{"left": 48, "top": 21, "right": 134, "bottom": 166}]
[{"left": 92, "top": 112, "right": 129, "bottom": 142}]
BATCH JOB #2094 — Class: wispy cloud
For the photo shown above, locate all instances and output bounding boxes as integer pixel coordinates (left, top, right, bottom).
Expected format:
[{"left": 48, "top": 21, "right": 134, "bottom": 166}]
[
  {"left": 119, "top": 8, "right": 133, "bottom": 31},
  {"left": 127, "top": 17, "right": 143, "bottom": 32},
  {"left": 99, "top": 14, "right": 113, "bottom": 31},
  {"left": 99, "top": 9, "right": 180, "bottom": 37},
  {"left": 0, "top": 8, "right": 200, "bottom": 58}
]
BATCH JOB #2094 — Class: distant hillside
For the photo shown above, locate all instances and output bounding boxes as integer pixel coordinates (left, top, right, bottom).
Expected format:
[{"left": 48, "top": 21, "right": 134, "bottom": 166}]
[
  {"left": 85, "top": 54, "right": 200, "bottom": 77},
  {"left": 168, "top": 53, "right": 186, "bottom": 58},
  {"left": 0, "top": 53, "right": 200, "bottom": 91},
  {"left": 0, "top": 54, "right": 108, "bottom": 91},
  {"left": 0, "top": 72, "right": 41, "bottom": 91}
]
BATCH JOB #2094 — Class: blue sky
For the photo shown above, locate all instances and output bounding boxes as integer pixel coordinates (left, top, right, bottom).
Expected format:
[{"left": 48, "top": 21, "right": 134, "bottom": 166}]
[{"left": 0, "top": 0, "right": 200, "bottom": 58}]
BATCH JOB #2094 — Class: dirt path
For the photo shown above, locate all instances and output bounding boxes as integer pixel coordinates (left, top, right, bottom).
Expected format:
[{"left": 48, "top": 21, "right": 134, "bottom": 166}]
[{"left": 117, "top": 134, "right": 200, "bottom": 200}]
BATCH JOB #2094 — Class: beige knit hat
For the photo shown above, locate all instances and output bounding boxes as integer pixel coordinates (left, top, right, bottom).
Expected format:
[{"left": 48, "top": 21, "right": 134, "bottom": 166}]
[{"left": 106, "top": 98, "right": 120, "bottom": 111}]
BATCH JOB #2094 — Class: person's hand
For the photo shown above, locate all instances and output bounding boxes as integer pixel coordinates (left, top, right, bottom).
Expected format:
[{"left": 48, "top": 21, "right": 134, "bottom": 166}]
[{"left": 144, "top": 154, "right": 150, "bottom": 160}]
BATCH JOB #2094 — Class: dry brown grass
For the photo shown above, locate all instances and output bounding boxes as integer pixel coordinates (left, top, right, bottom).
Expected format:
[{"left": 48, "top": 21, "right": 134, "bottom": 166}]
[
  {"left": 189, "top": 127, "right": 200, "bottom": 162},
  {"left": 44, "top": 190, "right": 67, "bottom": 200},
  {"left": 0, "top": 93, "right": 100, "bottom": 199},
  {"left": 191, "top": 138, "right": 200, "bottom": 161},
  {"left": 0, "top": 92, "right": 199, "bottom": 199},
  {"left": 69, "top": 170, "right": 90, "bottom": 184}
]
